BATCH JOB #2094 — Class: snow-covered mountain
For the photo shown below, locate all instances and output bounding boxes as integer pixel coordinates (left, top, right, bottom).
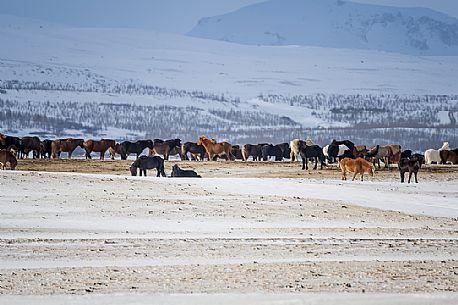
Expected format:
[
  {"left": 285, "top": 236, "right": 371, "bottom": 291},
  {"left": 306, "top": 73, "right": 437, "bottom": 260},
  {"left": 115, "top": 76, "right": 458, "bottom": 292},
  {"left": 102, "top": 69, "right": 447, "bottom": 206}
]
[
  {"left": 188, "top": 0, "right": 458, "bottom": 56},
  {"left": 1, "top": 14, "right": 457, "bottom": 148}
]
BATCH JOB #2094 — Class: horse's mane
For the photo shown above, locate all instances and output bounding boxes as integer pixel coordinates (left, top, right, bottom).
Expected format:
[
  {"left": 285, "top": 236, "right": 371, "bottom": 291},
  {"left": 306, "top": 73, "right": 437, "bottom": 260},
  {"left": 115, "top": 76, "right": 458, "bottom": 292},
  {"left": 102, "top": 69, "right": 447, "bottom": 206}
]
[{"left": 441, "top": 142, "right": 449, "bottom": 150}]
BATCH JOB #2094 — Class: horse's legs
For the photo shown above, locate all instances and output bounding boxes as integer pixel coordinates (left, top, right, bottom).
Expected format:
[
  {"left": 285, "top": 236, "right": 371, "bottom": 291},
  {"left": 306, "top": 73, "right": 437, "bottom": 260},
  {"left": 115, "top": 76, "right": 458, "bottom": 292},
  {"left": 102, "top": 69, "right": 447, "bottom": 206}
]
[
  {"left": 313, "top": 157, "right": 318, "bottom": 170},
  {"left": 143, "top": 169, "right": 147, "bottom": 177},
  {"left": 360, "top": 173, "right": 364, "bottom": 181},
  {"left": 400, "top": 171, "right": 405, "bottom": 183},
  {"left": 414, "top": 171, "right": 418, "bottom": 183},
  {"left": 100, "top": 150, "right": 105, "bottom": 160},
  {"left": 157, "top": 168, "right": 161, "bottom": 177},
  {"left": 351, "top": 172, "right": 357, "bottom": 181},
  {"left": 408, "top": 171, "right": 413, "bottom": 183},
  {"left": 68, "top": 151, "right": 72, "bottom": 160}
]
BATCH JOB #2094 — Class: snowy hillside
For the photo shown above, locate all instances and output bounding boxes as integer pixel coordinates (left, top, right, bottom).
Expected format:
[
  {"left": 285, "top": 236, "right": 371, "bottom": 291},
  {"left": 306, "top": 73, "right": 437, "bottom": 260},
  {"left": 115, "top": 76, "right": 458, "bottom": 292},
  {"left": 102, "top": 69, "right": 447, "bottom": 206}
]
[
  {"left": 1, "top": 14, "right": 458, "bottom": 149},
  {"left": 188, "top": 0, "right": 458, "bottom": 56}
]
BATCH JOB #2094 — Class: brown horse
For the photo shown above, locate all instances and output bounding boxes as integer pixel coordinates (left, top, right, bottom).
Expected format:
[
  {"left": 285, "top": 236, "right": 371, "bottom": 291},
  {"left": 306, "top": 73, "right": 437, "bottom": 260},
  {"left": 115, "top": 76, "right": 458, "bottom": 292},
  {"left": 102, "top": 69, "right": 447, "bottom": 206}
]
[
  {"left": 386, "top": 144, "right": 402, "bottom": 164},
  {"left": 83, "top": 139, "right": 116, "bottom": 160},
  {"left": 440, "top": 149, "right": 458, "bottom": 165},
  {"left": 365, "top": 145, "right": 392, "bottom": 169},
  {"left": 0, "top": 150, "right": 17, "bottom": 170},
  {"left": 149, "top": 142, "right": 171, "bottom": 159},
  {"left": 340, "top": 157, "right": 375, "bottom": 181},
  {"left": 353, "top": 145, "right": 367, "bottom": 158},
  {"left": 51, "top": 138, "right": 84, "bottom": 159},
  {"left": 197, "top": 136, "right": 233, "bottom": 161},
  {"left": 108, "top": 143, "right": 122, "bottom": 160}
]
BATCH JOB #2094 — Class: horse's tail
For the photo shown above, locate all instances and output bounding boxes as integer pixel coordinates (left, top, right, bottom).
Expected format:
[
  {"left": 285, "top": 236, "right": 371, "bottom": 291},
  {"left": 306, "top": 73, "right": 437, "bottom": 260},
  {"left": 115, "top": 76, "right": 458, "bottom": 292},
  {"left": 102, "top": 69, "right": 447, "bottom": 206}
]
[
  {"left": 242, "top": 146, "right": 248, "bottom": 161},
  {"left": 230, "top": 152, "right": 236, "bottom": 161}
]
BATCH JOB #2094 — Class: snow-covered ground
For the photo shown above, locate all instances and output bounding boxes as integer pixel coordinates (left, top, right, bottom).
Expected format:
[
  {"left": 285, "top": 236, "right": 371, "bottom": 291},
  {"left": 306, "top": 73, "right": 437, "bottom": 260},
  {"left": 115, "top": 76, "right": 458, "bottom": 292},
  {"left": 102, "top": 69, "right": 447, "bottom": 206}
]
[
  {"left": 3, "top": 293, "right": 458, "bottom": 305},
  {"left": 0, "top": 169, "right": 457, "bottom": 300}
]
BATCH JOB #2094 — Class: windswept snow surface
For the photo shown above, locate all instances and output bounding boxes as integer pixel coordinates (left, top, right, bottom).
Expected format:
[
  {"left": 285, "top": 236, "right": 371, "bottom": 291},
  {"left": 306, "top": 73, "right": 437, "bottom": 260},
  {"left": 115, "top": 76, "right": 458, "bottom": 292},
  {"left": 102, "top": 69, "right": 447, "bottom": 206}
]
[{"left": 0, "top": 169, "right": 457, "bottom": 299}]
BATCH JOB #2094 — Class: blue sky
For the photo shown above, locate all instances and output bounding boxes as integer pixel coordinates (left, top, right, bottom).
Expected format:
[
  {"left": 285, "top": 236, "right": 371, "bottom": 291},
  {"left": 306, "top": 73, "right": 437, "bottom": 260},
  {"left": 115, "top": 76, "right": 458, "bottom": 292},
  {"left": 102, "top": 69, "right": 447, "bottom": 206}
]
[{"left": 1, "top": 0, "right": 457, "bottom": 33}]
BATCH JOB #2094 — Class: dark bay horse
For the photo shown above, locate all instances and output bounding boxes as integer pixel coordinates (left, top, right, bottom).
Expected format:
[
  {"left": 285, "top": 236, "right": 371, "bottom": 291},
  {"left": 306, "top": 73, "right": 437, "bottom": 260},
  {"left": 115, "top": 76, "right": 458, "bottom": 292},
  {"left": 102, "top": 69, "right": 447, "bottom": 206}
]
[
  {"left": 130, "top": 155, "right": 166, "bottom": 177},
  {"left": 299, "top": 143, "right": 325, "bottom": 170},
  {"left": 120, "top": 140, "right": 154, "bottom": 160}
]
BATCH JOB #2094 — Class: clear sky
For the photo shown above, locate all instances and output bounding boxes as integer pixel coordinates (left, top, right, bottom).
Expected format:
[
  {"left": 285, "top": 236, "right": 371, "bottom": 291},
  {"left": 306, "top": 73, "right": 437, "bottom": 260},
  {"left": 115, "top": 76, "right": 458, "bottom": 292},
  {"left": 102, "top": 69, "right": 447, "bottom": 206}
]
[{"left": 1, "top": 0, "right": 457, "bottom": 33}]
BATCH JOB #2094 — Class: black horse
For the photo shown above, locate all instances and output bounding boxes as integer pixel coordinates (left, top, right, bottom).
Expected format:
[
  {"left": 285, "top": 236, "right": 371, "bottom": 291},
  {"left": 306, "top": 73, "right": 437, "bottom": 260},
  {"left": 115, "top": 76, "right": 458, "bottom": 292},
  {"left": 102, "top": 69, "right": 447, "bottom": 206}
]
[
  {"left": 40, "top": 139, "right": 53, "bottom": 159},
  {"left": 399, "top": 158, "right": 420, "bottom": 183},
  {"left": 21, "top": 136, "right": 41, "bottom": 159},
  {"left": 276, "top": 143, "right": 291, "bottom": 159},
  {"left": 181, "top": 142, "right": 206, "bottom": 161},
  {"left": 130, "top": 155, "right": 166, "bottom": 177},
  {"left": 0, "top": 135, "right": 22, "bottom": 157},
  {"left": 328, "top": 140, "right": 355, "bottom": 164},
  {"left": 299, "top": 143, "right": 325, "bottom": 170},
  {"left": 410, "top": 153, "right": 425, "bottom": 168},
  {"left": 261, "top": 144, "right": 284, "bottom": 161},
  {"left": 120, "top": 140, "right": 154, "bottom": 160},
  {"left": 332, "top": 139, "right": 355, "bottom": 153},
  {"left": 400, "top": 150, "right": 412, "bottom": 159},
  {"left": 242, "top": 143, "right": 267, "bottom": 161},
  {"left": 171, "top": 164, "right": 201, "bottom": 177}
]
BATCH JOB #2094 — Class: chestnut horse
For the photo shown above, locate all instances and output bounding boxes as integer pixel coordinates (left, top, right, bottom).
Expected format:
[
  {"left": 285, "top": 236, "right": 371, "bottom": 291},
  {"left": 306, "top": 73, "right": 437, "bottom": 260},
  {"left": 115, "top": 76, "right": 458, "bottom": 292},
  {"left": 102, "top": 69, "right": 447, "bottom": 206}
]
[
  {"left": 197, "top": 136, "right": 232, "bottom": 161},
  {"left": 83, "top": 139, "right": 116, "bottom": 160},
  {"left": 51, "top": 138, "right": 84, "bottom": 159},
  {"left": 340, "top": 157, "right": 375, "bottom": 181}
]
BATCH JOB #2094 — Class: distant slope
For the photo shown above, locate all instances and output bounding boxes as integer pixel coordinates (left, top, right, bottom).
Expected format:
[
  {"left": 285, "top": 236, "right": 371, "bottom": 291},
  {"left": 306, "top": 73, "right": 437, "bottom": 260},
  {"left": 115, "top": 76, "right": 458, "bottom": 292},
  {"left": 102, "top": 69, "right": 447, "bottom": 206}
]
[
  {"left": 188, "top": 0, "right": 458, "bottom": 56},
  {"left": 1, "top": 14, "right": 457, "bottom": 148},
  {"left": 1, "top": 14, "right": 457, "bottom": 97}
]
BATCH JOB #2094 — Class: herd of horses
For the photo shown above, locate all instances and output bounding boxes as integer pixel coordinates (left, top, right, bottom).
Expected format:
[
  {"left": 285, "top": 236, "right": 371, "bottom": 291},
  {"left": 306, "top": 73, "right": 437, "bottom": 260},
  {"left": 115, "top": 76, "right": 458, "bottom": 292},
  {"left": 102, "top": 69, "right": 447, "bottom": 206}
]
[{"left": 1, "top": 132, "right": 457, "bottom": 182}]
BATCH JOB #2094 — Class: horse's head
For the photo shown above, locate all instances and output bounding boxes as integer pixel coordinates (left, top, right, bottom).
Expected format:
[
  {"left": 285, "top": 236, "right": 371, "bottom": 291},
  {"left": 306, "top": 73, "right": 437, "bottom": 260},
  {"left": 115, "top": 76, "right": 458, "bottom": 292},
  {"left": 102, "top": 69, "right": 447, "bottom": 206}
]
[
  {"left": 442, "top": 142, "right": 449, "bottom": 150},
  {"left": 0, "top": 133, "right": 6, "bottom": 146},
  {"left": 197, "top": 136, "right": 206, "bottom": 145},
  {"left": 145, "top": 139, "right": 154, "bottom": 149},
  {"left": 77, "top": 139, "right": 85, "bottom": 148},
  {"left": 8, "top": 145, "right": 18, "bottom": 157},
  {"left": 130, "top": 165, "right": 138, "bottom": 176}
]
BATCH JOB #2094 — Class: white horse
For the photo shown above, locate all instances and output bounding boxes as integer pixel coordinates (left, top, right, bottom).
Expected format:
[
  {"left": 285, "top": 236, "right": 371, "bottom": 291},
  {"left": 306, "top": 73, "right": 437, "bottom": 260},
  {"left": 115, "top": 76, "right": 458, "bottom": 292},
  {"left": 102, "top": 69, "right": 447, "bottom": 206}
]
[{"left": 425, "top": 142, "right": 449, "bottom": 165}]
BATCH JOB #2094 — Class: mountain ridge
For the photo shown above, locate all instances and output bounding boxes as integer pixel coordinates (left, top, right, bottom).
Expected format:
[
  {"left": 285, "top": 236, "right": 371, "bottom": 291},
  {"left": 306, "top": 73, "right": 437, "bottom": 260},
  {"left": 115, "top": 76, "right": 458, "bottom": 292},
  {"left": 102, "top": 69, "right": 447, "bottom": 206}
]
[{"left": 188, "top": 0, "right": 458, "bottom": 55}]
